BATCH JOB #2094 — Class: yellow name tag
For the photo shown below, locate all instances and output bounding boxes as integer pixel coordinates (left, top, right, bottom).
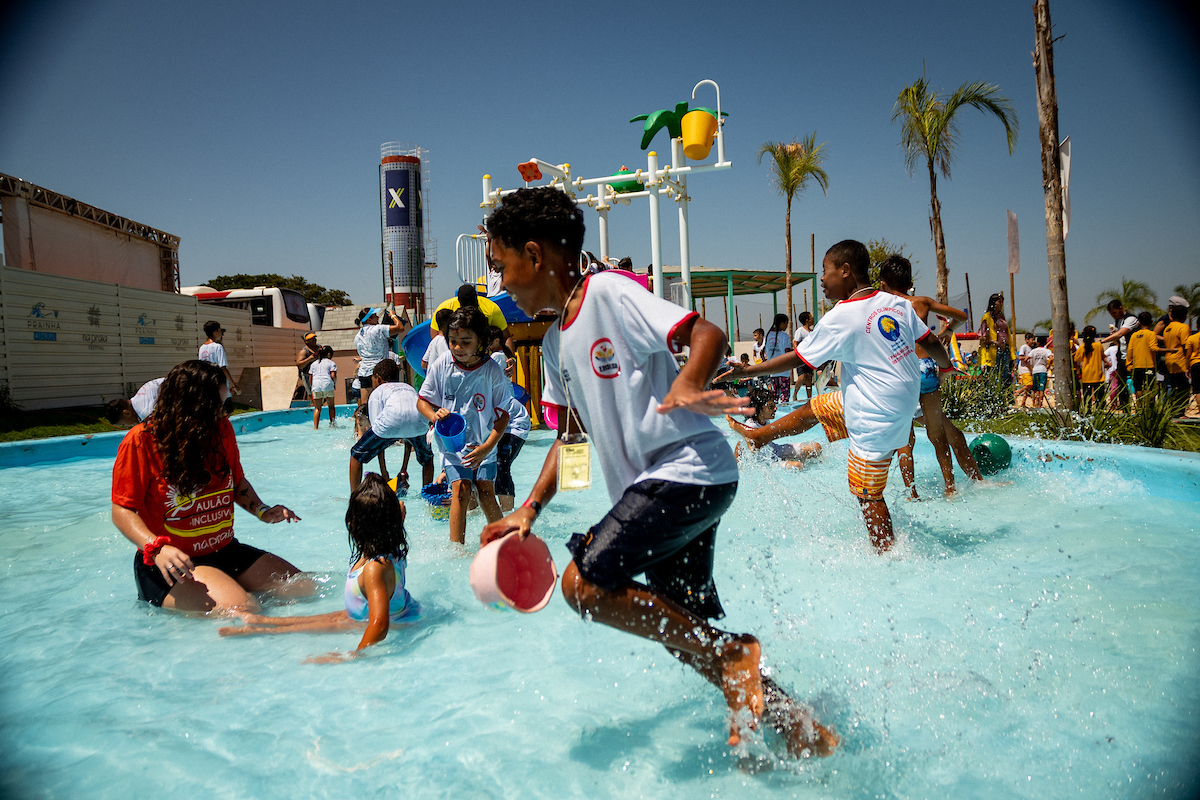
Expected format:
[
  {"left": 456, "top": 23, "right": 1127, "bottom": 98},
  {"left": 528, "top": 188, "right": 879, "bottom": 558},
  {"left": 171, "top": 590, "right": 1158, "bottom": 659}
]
[{"left": 557, "top": 441, "right": 592, "bottom": 491}]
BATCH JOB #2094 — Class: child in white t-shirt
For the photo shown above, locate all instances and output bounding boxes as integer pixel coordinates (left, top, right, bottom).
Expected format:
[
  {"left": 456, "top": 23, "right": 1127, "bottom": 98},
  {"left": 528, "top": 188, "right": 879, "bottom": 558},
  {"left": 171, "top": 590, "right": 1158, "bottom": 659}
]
[
  {"left": 417, "top": 306, "right": 511, "bottom": 544},
  {"left": 479, "top": 187, "right": 837, "bottom": 759},
  {"left": 308, "top": 346, "right": 338, "bottom": 429},
  {"left": 421, "top": 308, "right": 453, "bottom": 373},
  {"left": 348, "top": 359, "right": 430, "bottom": 493},
  {"left": 723, "top": 240, "right": 952, "bottom": 552},
  {"left": 1029, "top": 337, "right": 1054, "bottom": 409},
  {"left": 1014, "top": 332, "right": 1036, "bottom": 407},
  {"left": 199, "top": 320, "right": 237, "bottom": 396}
]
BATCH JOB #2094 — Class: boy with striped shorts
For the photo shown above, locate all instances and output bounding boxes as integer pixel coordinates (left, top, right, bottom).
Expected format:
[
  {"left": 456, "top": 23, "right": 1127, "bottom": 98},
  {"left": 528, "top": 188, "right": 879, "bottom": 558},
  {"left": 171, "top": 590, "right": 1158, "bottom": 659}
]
[{"left": 721, "top": 240, "right": 953, "bottom": 552}]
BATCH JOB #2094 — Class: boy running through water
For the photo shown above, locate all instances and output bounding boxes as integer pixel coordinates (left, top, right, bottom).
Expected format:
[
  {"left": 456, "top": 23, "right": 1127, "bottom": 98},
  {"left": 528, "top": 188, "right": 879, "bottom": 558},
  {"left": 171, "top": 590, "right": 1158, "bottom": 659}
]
[
  {"left": 480, "top": 187, "right": 837, "bottom": 757},
  {"left": 720, "top": 240, "right": 953, "bottom": 552}
]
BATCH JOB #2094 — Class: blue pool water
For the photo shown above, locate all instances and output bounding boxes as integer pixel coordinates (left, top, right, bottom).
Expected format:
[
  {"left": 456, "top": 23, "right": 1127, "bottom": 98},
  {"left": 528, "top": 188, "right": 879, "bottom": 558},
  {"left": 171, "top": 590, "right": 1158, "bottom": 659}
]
[{"left": 1, "top": 414, "right": 1198, "bottom": 798}]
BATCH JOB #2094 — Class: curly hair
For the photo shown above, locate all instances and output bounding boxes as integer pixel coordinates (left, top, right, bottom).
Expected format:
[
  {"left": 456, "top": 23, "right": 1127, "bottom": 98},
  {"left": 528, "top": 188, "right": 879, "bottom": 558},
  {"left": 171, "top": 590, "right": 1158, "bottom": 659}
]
[
  {"left": 485, "top": 187, "right": 585, "bottom": 260},
  {"left": 150, "top": 360, "right": 230, "bottom": 495},
  {"left": 346, "top": 473, "right": 408, "bottom": 563}
]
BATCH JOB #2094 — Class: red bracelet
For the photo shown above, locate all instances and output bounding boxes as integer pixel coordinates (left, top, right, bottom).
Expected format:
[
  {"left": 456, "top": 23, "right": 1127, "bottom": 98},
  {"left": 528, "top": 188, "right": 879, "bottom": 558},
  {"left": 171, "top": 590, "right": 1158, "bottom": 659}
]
[
  {"left": 141, "top": 535, "right": 171, "bottom": 565},
  {"left": 521, "top": 499, "right": 542, "bottom": 516}
]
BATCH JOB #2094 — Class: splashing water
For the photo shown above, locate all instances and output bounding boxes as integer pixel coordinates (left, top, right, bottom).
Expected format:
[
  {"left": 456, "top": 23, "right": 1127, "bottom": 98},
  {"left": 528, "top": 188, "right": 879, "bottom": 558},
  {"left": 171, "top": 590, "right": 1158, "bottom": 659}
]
[{"left": 0, "top": 420, "right": 1197, "bottom": 798}]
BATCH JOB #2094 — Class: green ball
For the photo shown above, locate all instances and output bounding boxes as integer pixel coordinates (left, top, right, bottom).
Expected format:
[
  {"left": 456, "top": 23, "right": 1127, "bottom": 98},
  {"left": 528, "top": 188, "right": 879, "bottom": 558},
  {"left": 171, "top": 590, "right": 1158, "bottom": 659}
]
[{"left": 969, "top": 434, "right": 1012, "bottom": 475}]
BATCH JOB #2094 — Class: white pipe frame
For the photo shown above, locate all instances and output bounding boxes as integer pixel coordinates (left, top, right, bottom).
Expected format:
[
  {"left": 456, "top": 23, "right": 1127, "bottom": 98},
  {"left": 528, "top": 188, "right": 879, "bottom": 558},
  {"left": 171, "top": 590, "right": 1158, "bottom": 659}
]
[{"left": 478, "top": 79, "right": 730, "bottom": 303}]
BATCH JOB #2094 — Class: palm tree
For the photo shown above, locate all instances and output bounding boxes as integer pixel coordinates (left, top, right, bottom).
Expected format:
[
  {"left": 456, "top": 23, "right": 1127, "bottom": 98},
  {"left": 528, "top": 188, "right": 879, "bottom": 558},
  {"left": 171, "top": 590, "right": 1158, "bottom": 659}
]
[
  {"left": 893, "top": 77, "right": 1018, "bottom": 303},
  {"left": 757, "top": 134, "right": 828, "bottom": 332},
  {"left": 1173, "top": 282, "right": 1200, "bottom": 327},
  {"left": 1084, "top": 278, "right": 1161, "bottom": 322}
]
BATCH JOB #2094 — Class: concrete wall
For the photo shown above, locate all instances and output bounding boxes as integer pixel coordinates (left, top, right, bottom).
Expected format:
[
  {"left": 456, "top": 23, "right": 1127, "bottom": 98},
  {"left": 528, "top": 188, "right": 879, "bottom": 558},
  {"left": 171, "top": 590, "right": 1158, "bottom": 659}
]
[{"left": 0, "top": 266, "right": 306, "bottom": 409}]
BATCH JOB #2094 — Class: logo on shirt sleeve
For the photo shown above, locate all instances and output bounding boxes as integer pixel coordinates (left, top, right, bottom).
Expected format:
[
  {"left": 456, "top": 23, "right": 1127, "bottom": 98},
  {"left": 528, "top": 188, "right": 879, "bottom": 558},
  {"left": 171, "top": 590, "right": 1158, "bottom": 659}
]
[{"left": 590, "top": 338, "right": 621, "bottom": 379}]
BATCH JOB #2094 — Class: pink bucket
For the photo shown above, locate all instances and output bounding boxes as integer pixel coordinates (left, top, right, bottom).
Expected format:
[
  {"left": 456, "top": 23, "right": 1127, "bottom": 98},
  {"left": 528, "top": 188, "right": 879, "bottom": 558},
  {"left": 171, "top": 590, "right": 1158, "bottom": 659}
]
[{"left": 469, "top": 532, "right": 558, "bottom": 612}]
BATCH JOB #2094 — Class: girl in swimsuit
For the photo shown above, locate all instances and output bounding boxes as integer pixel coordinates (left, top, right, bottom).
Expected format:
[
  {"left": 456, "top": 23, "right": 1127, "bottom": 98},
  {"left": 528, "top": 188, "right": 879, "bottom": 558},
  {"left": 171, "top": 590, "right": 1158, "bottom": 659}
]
[{"left": 219, "top": 474, "right": 418, "bottom": 661}]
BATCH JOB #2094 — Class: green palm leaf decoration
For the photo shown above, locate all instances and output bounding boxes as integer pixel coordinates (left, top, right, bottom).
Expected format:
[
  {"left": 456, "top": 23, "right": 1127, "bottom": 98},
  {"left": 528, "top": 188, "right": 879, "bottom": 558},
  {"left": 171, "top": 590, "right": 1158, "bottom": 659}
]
[{"left": 630, "top": 102, "right": 690, "bottom": 150}]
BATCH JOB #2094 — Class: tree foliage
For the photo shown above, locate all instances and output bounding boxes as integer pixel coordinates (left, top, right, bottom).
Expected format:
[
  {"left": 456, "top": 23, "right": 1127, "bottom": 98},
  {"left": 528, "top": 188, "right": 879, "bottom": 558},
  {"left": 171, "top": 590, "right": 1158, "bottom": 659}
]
[
  {"left": 1173, "top": 282, "right": 1200, "bottom": 327},
  {"left": 866, "top": 238, "right": 917, "bottom": 288},
  {"left": 202, "top": 274, "right": 352, "bottom": 306},
  {"left": 893, "top": 76, "right": 1018, "bottom": 303},
  {"left": 1084, "top": 278, "right": 1161, "bottom": 322},
  {"left": 757, "top": 134, "right": 829, "bottom": 332}
]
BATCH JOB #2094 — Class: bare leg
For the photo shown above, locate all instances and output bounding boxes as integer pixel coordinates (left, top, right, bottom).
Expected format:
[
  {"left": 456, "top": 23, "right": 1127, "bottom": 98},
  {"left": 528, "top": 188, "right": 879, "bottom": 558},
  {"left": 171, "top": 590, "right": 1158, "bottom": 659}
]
[
  {"left": 236, "top": 553, "right": 315, "bottom": 599},
  {"left": 561, "top": 561, "right": 764, "bottom": 746},
  {"left": 449, "top": 479, "right": 472, "bottom": 543},
  {"left": 327, "top": 401, "right": 336, "bottom": 427},
  {"left": 312, "top": 403, "right": 320, "bottom": 429},
  {"left": 727, "top": 403, "right": 820, "bottom": 450},
  {"left": 897, "top": 426, "right": 919, "bottom": 500},
  {"left": 219, "top": 611, "right": 359, "bottom": 636},
  {"left": 672, "top": 650, "right": 839, "bottom": 758},
  {"left": 162, "top": 566, "right": 260, "bottom": 614},
  {"left": 349, "top": 455, "right": 364, "bottom": 493},
  {"left": 918, "top": 393, "right": 956, "bottom": 497},
  {"left": 941, "top": 418, "right": 982, "bottom": 480},
  {"left": 377, "top": 450, "right": 388, "bottom": 484},
  {"left": 474, "top": 481, "right": 504, "bottom": 524},
  {"left": 859, "top": 498, "right": 894, "bottom": 553}
]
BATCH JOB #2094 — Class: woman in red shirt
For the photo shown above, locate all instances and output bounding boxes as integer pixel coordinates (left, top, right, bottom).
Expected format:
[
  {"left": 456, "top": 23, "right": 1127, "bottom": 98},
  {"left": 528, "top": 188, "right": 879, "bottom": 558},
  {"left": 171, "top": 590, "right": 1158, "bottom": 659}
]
[{"left": 111, "top": 360, "right": 304, "bottom": 612}]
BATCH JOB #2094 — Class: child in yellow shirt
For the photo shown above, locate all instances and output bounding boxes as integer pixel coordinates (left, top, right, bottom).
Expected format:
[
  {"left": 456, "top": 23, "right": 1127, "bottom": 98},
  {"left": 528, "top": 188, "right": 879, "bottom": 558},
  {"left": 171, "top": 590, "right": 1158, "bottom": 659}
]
[
  {"left": 1125, "top": 311, "right": 1161, "bottom": 397},
  {"left": 1162, "top": 304, "right": 1191, "bottom": 397},
  {"left": 1074, "top": 326, "right": 1106, "bottom": 407},
  {"left": 1186, "top": 328, "right": 1200, "bottom": 418}
]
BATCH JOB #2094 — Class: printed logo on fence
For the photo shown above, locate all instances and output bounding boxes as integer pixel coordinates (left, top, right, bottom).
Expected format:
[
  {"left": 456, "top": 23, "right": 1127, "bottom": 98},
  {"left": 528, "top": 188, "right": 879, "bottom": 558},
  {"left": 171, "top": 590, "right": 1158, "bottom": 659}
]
[
  {"left": 136, "top": 313, "right": 157, "bottom": 336},
  {"left": 87, "top": 306, "right": 102, "bottom": 326},
  {"left": 28, "top": 302, "right": 61, "bottom": 330},
  {"left": 590, "top": 338, "right": 620, "bottom": 379}
]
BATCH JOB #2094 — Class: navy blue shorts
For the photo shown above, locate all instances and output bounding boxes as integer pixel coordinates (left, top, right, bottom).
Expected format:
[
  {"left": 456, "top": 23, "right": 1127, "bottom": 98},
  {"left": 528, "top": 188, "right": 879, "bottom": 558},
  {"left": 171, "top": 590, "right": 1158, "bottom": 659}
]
[
  {"left": 134, "top": 539, "right": 267, "bottom": 607},
  {"left": 404, "top": 434, "right": 434, "bottom": 466},
  {"left": 351, "top": 429, "right": 400, "bottom": 463},
  {"left": 566, "top": 479, "right": 737, "bottom": 620}
]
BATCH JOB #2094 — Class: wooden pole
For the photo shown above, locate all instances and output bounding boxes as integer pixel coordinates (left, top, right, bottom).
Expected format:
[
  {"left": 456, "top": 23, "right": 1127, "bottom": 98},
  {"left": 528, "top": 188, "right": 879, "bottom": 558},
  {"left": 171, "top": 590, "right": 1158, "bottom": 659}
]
[
  {"left": 735, "top": 305, "right": 741, "bottom": 342},
  {"left": 701, "top": 297, "right": 706, "bottom": 319},
  {"left": 1009, "top": 272, "right": 1017, "bottom": 334},
  {"left": 1034, "top": 0, "right": 1073, "bottom": 410},
  {"left": 965, "top": 272, "right": 975, "bottom": 331}
]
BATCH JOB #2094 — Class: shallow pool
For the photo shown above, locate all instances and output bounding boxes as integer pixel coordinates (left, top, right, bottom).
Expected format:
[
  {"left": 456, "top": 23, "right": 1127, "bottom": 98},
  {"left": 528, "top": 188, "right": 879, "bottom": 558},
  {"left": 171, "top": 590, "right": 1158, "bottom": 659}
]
[{"left": 1, "top": 415, "right": 1198, "bottom": 799}]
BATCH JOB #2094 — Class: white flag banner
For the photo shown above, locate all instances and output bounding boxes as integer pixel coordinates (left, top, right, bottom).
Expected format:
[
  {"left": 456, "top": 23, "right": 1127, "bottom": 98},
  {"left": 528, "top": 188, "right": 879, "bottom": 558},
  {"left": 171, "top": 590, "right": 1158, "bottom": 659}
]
[
  {"left": 1058, "top": 135, "right": 1071, "bottom": 240},
  {"left": 947, "top": 291, "right": 970, "bottom": 324},
  {"left": 1007, "top": 209, "right": 1020, "bottom": 274}
]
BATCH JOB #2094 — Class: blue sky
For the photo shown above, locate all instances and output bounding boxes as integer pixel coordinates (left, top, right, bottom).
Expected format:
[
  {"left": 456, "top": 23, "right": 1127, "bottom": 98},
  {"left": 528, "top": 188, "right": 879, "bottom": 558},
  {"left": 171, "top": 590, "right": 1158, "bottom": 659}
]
[{"left": 2, "top": 0, "right": 1197, "bottom": 335}]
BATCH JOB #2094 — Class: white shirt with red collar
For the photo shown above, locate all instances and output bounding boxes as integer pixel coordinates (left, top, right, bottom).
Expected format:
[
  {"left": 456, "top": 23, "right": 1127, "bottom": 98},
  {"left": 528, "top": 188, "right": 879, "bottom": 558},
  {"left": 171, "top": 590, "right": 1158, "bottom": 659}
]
[
  {"left": 418, "top": 352, "right": 511, "bottom": 468},
  {"left": 795, "top": 290, "right": 931, "bottom": 460},
  {"left": 541, "top": 271, "right": 737, "bottom": 504}
]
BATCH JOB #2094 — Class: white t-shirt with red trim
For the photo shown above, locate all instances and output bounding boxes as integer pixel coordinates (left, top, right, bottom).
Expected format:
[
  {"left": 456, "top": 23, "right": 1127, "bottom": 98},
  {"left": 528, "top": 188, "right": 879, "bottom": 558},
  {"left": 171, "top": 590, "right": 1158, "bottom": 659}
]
[
  {"left": 418, "top": 352, "right": 511, "bottom": 468},
  {"left": 131, "top": 377, "right": 165, "bottom": 421},
  {"left": 541, "top": 271, "right": 738, "bottom": 504},
  {"left": 198, "top": 341, "right": 227, "bottom": 368},
  {"left": 795, "top": 290, "right": 931, "bottom": 460}
]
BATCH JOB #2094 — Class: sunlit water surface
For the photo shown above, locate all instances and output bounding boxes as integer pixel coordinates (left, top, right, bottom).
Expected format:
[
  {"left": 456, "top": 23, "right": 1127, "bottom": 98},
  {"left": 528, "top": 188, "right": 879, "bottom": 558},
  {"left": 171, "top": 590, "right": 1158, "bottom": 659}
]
[{"left": 1, "top": 413, "right": 1198, "bottom": 799}]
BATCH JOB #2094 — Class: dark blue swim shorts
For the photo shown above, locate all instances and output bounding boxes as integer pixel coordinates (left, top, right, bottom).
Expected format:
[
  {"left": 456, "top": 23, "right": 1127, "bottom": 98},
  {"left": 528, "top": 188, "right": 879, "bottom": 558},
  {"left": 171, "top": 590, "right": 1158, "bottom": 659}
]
[{"left": 566, "top": 479, "right": 737, "bottom": 620}]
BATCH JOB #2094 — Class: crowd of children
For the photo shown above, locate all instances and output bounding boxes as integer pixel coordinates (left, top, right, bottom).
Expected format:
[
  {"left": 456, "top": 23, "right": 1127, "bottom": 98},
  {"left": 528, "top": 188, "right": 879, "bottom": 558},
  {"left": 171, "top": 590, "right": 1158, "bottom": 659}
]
[{"left": 115, "top": 184, "right": 1199, "bottom": 764}]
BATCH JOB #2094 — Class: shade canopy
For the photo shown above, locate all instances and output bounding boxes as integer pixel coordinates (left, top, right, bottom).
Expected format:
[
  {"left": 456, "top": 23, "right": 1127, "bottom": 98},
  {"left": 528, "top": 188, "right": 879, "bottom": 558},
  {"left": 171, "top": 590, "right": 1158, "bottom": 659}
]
[{"left": 656, "top": 266, "right": 816, "bottom": 298}]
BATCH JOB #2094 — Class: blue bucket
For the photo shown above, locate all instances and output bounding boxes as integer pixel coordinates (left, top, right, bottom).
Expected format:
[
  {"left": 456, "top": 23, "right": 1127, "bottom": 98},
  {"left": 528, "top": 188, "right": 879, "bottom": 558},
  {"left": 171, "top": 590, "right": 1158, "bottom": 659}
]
[{"left": 435, "top": 413, "right": 467, "bottom": 452}]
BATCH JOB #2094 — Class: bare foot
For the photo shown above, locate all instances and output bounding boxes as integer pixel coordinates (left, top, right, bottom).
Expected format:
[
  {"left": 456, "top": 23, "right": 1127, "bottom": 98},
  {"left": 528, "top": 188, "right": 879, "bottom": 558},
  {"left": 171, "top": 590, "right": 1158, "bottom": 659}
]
[
  {"left": 764, "top": 696, "right": 840, "bottom": 758},
  {"left": 718, "top": 635, "right": 764, "bottom": 746},
  {"left": 906, "top": 487, "right": 921, "bottom": 502},
  {"left": 943, "top": 485, "right": 958, "bottom": 499}
]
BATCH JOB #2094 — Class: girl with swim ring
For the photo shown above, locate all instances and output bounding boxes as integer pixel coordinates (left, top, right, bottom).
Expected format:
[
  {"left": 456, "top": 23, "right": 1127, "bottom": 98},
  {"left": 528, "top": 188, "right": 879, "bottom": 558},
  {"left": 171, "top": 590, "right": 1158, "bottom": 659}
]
[
  {"left": 417, "top": 306, "right": 512, "bottom": 544},
  {"left": 219, "top": 474, "right": 418, "bottom": 661},
  {"left": 727, "top": 384, "right": 822, "bottom": 469}
]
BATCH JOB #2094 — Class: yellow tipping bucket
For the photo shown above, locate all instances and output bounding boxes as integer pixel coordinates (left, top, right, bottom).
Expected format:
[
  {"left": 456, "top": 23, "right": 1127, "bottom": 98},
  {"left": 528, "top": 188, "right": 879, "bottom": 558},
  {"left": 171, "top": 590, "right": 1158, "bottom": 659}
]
[{"left": 681, "top": 109, "right": 718, "bottom": 161}]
